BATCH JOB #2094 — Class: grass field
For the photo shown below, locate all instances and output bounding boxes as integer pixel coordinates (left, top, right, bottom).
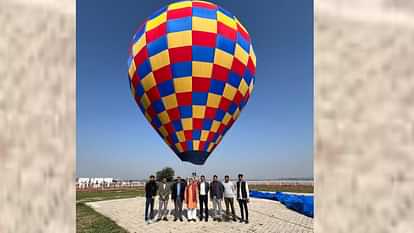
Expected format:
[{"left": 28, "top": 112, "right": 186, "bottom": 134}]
[
  {"left": 77, "top": 187, "right": 145, "bottom": 203},
  {"left": 250, "top": 184, "right": 314, "bottom": 193}
]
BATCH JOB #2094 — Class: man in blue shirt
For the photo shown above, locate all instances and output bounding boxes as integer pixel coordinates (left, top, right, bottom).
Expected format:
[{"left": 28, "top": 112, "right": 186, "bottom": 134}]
[{"left": 171, "top": 176, "right": 186, "bottom": 221}]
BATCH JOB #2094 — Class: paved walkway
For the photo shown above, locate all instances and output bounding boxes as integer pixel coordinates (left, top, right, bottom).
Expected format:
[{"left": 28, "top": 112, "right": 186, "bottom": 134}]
[{"left": 87, "top": 197, "right": 313, "bottom": 233}]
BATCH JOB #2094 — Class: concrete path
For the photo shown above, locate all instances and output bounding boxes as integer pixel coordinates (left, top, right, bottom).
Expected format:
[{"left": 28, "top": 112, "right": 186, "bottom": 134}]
[{"left": 88, "top": 197, "right": 313, "bottom": 233}]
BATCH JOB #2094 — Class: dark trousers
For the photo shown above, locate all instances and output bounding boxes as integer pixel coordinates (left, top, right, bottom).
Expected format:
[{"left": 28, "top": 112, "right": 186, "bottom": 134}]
[
  {"left": 224, "top": 197, "right": 236, "bottom": 219},
  {"left": 199, "top": 195, "right": 208, "bottom": 220},
  {"left": 238, "top": 199, "right": 248, "bottom": 221},
  {"left": 174, "top": 198, "right": 183, "bottom": 219},
  {"left": 145, "top": 197, "right": 154, "bottom": 220}
]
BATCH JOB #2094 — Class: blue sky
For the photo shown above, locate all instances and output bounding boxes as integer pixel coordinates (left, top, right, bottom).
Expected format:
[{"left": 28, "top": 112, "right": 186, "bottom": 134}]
[{"left": 77, "top": 0, "right": 313, "bottom": 180}]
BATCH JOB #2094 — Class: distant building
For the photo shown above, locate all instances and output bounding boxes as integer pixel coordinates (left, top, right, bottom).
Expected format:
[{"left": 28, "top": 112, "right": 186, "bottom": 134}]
[
  {"left": 76, "top": 177, "right": 114, "bottom": 189},
  {"left": 76, "top": 177, "right": 147, "bottom": 189},
  {"left": 77, "top": 178, "right": 90, "bottom": 189}
]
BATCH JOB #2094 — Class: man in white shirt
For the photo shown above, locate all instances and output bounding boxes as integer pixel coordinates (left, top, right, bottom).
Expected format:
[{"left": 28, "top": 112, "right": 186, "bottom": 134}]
[
  {"left": 223, "top": 175, "right": 237, "bottom": 221},
  {"left": 198, "top": 175, "right": 209, "bottom": 221}
]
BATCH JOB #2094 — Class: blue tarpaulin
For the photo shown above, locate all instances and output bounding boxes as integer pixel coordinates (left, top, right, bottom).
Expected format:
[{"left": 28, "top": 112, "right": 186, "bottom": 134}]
[{"left": 250, "top": 191, "right": 314, "bottom": 218}]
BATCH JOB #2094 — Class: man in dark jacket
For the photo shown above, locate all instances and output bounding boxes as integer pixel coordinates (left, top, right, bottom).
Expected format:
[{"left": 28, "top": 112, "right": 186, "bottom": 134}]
[
  {"left": 144, "top": 175, "right": 158, "bottom": 223},
  {"left": 236, "top": 174, "right": 250, "bottom": 224},
  {"left": 171, "top": 176, "right": 186, "bottom": 221},
  {"left": 198, "top": 175, "right": 209, "bottom": 221},
  {"left": 210, "top": 175, "right": 224, "bottom": 221}
]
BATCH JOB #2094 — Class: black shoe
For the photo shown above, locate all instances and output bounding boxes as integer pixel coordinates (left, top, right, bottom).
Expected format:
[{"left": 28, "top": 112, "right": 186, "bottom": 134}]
[
  {"left": 232, "top": 218, "right": 237, "bottom": 222},
  {"left": 239, "top": 219, "right": 244, "bottom": 223},
  {"left": 173, "top": 218, "right": 177, "bottom": 222},
  {"left": 180, "top": 218, "right": 183, "bottom": 222},
  {"left": 163, "top": 217, "right": 168, "bottom": 221},
  {"left": 245, "top": 220, "right": 249, "bottom": 224},
  {"left": 188, "top": 219, "right": 191, "bottom": 222},
  {"left": 205, "top": 219, "right": 208, "bottom": 222},
  {"left": 199, "top": 218, "right": 203, "bottom": 221}
]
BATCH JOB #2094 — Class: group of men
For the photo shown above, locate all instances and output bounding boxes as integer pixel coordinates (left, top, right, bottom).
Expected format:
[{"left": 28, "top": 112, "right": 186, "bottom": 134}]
[{"left": 144, "top": 174, "right": 250, "bottom": 224}]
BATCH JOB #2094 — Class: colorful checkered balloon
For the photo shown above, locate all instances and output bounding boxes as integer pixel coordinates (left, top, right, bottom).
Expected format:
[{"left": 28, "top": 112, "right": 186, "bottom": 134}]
[{"left": 127, "top": 0, "right": 256, "bottom": 165}]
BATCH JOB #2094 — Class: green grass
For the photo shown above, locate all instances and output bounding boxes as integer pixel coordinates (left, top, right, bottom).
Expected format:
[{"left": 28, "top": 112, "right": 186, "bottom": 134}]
[
  {"left": 76, "top": 188, "right": 144, "bottom": 203},
  {"left": 250, "top": 184, "right": 314, "bottom": 193},
  {"left": 76, "top": 188, "right": 144, "bottom": 233},
  {"left": 77, "top": 203, "right": 128, "bottom": 233}
]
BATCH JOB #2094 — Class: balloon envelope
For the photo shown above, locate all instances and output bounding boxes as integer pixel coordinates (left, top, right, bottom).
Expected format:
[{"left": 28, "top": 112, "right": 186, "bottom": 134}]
[{"left": 127, "top": 1, "right": 256, "bottom": 165}]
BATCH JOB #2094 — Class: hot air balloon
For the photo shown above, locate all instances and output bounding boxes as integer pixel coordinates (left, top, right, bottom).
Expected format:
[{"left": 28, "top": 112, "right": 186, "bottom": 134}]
[{"left": 127, "top": 0, "right": 256, "bottom": 165}]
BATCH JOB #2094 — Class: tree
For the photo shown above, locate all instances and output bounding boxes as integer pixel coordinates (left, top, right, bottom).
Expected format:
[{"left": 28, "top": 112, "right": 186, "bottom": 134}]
[{"left": 156, "top": 167, "right": 175, "bottom": 182}]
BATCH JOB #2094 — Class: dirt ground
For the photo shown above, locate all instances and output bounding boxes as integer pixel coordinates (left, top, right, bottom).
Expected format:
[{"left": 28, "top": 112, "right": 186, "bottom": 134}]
[{"left": 88, "top": 197, "right": 313, "bottom": 233}]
